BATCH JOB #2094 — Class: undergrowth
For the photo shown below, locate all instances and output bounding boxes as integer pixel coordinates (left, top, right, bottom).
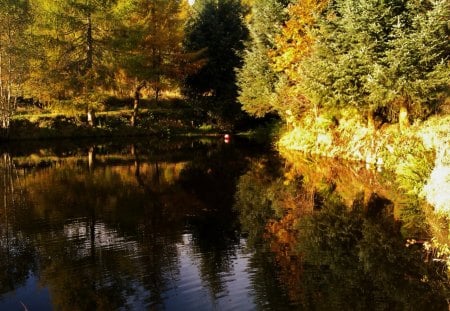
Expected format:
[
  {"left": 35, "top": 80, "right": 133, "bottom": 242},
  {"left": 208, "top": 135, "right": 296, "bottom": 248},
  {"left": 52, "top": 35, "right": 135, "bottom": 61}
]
[{"left": 278, "top": 111, "right": 449, "bottom": 213}]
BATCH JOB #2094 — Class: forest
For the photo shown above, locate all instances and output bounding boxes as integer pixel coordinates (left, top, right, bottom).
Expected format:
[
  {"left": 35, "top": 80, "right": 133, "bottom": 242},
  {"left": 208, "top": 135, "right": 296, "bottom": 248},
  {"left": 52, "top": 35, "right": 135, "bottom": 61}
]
[
  {"left": 0, "top": 0, "right": 448, "bottom": 129},
  {"left": 0, "top": 0, "right": 448, "bottom": 204}
]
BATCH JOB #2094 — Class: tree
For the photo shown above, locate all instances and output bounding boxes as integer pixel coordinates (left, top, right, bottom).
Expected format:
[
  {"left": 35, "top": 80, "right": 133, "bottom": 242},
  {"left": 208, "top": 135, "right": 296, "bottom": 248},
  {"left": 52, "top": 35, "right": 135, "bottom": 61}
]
[
  {"left": 236, "top": 0, "right": 289, "bottom": 118},
  {"left": 268, "top": 0, "right": 329, "bottom": 120},
  {"left": 298, "top": 0, "right": 405, "bottom": 128},
  {"left": 29, "top": 0, "right": 117, "bottom": 101},
  {"left": 114, "top": 0, "right": 200, "bottom": 126},
  {"left": 183, "top": 0, "right": 248, "bottom": 127},
  {"left": 369, "top": 0, "right": 450, "bottom": 131},
  {"left": 0, "top": 0, "right": 32, "bottom": 134},
  {"left": 114, "top": 0, "right": 189, "bottom": 100}
]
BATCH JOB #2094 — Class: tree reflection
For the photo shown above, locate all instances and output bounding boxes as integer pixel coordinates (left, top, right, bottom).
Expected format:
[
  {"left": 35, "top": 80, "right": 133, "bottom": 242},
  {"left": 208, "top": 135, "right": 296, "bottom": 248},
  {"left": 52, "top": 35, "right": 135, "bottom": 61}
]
[
  {"left": 235, "top": 155, "right": 450, "bottom": 309},
  {"left": 235, "top": 155, "right": 303, "bottom": 309},
  {"left": 1, "top": 138, "right": 258, "bottom": 309},
  {"left": 5, "top": 139, "right": 448, "bottom": 310},
  {"left": 23, "top": 167, "right": 142, "bottom": 310},
  {"left": 0, "top": 154, "right": 37, "bottom": 296},
  {"left": 5, "top": 145, "right": 191, "bottom": 309},
  {"left": 178, "top": 141, "right": 250, "bottom": 299},
  {"left": 297, "top": 191, "right": 449, "bottom": 310}
]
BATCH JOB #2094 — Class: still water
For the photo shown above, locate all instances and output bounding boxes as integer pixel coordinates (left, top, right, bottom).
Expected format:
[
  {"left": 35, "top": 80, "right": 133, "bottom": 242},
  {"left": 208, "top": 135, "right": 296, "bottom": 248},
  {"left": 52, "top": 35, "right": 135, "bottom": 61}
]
[{"left": 0, "top": 137, "right": 449, "bottom": 310}]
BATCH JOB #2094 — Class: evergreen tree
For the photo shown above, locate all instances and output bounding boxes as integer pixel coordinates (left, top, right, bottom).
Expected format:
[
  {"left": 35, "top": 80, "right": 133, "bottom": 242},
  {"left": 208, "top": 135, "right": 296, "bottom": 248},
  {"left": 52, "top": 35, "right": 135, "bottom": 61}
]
[
  {"left": 299, "top": 0, "right": 405, "bottom": 128},
  {"left": 183, "top": 0, "right": 248, "bottom": 126},
  {"left": 236, "top": 0, "right": 289, "bottom": 118},
  {"left": 269, "top": 0, "right": 330, "bottom": 119},
  {"left": 369, "top": 0, "right": 450, "bottom": 130}
]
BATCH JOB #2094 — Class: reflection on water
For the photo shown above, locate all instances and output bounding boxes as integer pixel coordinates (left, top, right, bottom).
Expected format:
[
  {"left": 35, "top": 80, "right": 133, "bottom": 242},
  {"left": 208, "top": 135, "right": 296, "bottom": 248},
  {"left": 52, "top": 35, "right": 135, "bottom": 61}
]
[
  {"left": 236, "top": 151, "right": 450, "bottom": 309},
  {"left": 0, "top": 138, "right": 449, "bottom": 310}
]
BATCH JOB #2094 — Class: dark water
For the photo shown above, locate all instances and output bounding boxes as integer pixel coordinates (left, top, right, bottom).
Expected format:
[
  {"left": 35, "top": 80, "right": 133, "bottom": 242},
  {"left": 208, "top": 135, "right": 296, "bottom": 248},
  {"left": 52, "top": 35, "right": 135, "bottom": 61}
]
[{"left": 0, "top": 137, "right": 449, "bottom": 310}]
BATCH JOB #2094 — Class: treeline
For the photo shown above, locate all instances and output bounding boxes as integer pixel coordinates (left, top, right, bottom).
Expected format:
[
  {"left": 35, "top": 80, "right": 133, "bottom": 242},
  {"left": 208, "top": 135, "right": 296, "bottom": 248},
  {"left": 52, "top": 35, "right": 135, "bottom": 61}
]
[
  {"left": 238, "top": 0, "right": 449, "bottom": 131},
  {"left": 0, "top": 0, "right": 250, "bottom": 130},
  {"left": 1, "top": 0, "right": 448, "bottom": 134},
  {"left": 1, "top": 0, "right": 187, "bottom": 103}
]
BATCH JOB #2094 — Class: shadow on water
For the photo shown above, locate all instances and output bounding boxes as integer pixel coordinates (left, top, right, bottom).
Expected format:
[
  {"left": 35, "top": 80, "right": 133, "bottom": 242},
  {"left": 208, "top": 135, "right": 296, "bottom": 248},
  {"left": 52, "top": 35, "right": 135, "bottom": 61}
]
[{"left": 0, "top": 137, "right": 449, "bottom": 310}]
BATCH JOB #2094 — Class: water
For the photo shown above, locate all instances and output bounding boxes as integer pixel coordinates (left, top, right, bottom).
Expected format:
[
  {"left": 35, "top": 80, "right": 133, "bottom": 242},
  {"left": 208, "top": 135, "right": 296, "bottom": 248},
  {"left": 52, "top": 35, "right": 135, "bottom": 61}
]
[{"left": 0, "top": 137, "right": 449, "bottom": 310}]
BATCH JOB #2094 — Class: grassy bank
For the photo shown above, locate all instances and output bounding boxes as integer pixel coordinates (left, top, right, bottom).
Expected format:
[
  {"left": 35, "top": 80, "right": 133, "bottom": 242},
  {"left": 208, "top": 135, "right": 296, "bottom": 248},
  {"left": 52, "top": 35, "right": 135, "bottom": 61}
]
[
  {"left": 3, "top": 97, "right": 229, "bottom": 140},
  {"left": 277, "top": 110, "right": 450, "bottom": 214},
  {"left": 2, "top": 96, "right": 280, "bottom": 141},
  {"left": 6, "top": 109, "right": 202, "bottom": 140}
]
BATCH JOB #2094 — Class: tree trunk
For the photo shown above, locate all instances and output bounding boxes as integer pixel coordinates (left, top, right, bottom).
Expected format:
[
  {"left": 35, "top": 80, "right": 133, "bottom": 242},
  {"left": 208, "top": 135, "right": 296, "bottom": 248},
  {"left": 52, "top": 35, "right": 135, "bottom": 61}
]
[
  {"left": 155, "top": 86, "right": 160, "bottom": 103},
  {"left": 367, "top": 109, "right": 375, "bottom": 133},
  {"left": 86, "top": 13, "right": 93, "bottom": 73},
  {"left": 87, "top": 109, "right": 95, "bottom": 127},
  {"left": 0, "top": 52, "right": 3, "bottom": 98},
  {"left": 83, "top": 12, "right": 94, "bottom": 95},
  {"left": 131, "top": 81, "right": 146, "bottom": 127},
  {"left": 399, "top": 99, "right": 410, "bottom": 133},
  {"left": 88, "top": 146, "right": 96, "bottom": 171},
  {"left": 131, "top": 90, "right": 139, "bottom": 127}
]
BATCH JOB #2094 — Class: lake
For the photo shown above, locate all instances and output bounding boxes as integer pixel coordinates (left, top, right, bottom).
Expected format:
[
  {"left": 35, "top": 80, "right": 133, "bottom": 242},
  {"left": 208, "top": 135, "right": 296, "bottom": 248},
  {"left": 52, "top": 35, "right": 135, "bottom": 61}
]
[{"left": 1, "top": 137, "right": 449, "bottom": 310}]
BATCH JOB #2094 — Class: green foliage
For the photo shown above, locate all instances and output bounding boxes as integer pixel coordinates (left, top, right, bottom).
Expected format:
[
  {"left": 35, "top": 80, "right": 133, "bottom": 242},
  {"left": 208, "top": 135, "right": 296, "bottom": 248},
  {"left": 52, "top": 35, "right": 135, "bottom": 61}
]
[
  {"left": 236, "top": 0, "right": 289, "bottom": 117},
  {"left": 0, "top": 0, "right": 32, "bottom": 130},
  {"left": 268, "top": 0, "right": 448, "bottom": 128},
  {"left": 29, "top": 0, "right": 118, "bottom": 99},
  {"left": 369, "top": 0, "right": 450, "bottom": 114},
  {"left": 395, "top": 151, "right": 434, "bottom": 196},
  {"left": 299, "top": 0, "right": 405, "bottom": 114},
  {"left": 183, "top": 0, "right": 249, "bottom": 124}
]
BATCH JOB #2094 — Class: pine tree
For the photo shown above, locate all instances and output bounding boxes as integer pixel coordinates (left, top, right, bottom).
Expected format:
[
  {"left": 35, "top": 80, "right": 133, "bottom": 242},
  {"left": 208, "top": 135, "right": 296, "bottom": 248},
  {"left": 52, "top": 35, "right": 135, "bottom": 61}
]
[
  {"left": 269, "top": 0, "right": 329, "bottom": 119},
  {"left": 183, "top": 0, "right": 249, "bottom": 126},
  {"left": 236, "top": 0, "right": 289, "bottom": 118},
  {"left": 369, "top": 0, "right": 450, "bottom": 131},
  {"left": 299, "top": 0, "right": 406, "bottom": 127}
]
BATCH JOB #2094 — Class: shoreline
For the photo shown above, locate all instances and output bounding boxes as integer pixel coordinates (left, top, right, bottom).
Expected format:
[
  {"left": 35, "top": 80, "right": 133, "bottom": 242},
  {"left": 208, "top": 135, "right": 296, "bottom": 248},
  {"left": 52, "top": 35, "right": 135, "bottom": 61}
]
[{"left": 277, "top": 114, "right": 450, "bottom": 214}]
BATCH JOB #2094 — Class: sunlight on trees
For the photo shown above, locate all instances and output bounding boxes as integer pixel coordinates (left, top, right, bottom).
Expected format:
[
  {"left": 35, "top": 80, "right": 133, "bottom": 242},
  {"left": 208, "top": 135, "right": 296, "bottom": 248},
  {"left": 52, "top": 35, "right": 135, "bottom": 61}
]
[
  {"left": 0, "top": 0, "right": 32, "bottom": 132},
  {"left": 236, "top": 0, "right": 289, "bottom": 117}
]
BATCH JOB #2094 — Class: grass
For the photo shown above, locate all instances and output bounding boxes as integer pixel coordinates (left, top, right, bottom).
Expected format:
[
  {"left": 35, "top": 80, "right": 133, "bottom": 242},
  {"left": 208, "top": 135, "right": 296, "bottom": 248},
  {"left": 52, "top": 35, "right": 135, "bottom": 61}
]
[
  {"left": 5, "top": 96, "right": 208, "bottom": 140},
  {"left": 278, "top": 110, "right": 450, "bottom": 214}
]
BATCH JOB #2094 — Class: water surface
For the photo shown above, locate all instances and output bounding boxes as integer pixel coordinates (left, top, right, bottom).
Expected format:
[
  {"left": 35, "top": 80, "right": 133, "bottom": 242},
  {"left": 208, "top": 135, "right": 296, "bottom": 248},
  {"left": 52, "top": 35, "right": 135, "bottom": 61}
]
[{"left": 0, "top": 137, "right": 449, "bottom": 310}]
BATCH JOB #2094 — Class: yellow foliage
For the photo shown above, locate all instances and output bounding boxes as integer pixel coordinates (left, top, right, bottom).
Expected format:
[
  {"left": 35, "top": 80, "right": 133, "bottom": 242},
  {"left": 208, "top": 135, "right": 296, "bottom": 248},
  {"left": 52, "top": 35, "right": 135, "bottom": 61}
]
[{"left": 270, "top": 0, "right": 329, "bottom": 79}]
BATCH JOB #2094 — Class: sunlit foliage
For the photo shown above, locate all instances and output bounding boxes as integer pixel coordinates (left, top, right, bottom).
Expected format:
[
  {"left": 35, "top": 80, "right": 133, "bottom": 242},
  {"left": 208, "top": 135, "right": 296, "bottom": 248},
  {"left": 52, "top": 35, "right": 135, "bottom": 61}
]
[
  {"left": 0, "top": 0, "right": 32, "bottom": 130},
  {"left": 236, "top": 0, "right": 289, "bottom": 117},
  {"left": 29, "top": 0, "right": 118, "bottom": 100},
  {"left": 113, "top": 0, "right": 191, "bottom": 100},
  {"left": 270, "top": 0, "right": 329, "bottom": 117}
]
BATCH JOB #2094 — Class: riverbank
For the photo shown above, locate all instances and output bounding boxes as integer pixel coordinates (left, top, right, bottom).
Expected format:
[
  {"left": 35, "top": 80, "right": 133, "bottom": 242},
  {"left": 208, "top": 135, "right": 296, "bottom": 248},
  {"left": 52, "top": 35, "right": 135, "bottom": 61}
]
[
  {"left": 2, "top": 96, "right": 277, "bottom": 141},
  {"left": 277, "top": 111, "right": 450, "bottom": 214},
  {"left": 2, "top": 104, "right": 211, "bottom": 140}
]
